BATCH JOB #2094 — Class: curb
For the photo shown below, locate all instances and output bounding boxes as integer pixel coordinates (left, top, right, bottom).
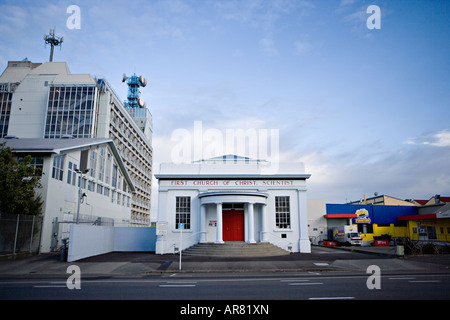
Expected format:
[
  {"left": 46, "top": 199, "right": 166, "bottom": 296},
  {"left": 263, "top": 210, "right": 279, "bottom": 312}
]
[{"left": 324, "top": 245, "right": 400, "bottom": 258}]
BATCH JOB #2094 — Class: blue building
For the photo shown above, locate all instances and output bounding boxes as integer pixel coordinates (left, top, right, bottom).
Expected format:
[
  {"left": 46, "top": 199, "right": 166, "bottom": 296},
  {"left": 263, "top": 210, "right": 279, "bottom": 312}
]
[{"left": 325, "top": 204, "right": 418, "bottom": 245}]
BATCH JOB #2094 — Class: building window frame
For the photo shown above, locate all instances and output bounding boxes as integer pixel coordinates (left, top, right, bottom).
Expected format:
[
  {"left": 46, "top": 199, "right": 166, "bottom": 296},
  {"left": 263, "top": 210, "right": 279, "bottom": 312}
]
[
  {"left": 52, "top": 154, "right": 65, "bottom": 181},
  {"left": 67, "top": 161, "right": 77, "bottom": 185},
  {"left": 175, "top": 196, "right": 191, "bottom": 230},
  {"left": 275, "top": 196, "right": 291, "bottom": 229}
]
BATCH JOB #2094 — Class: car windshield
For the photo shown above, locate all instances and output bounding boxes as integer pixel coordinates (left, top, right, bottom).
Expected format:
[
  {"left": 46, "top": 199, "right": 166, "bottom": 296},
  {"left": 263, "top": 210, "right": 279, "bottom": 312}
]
[{"left": 349, "top": 233, "right": 359, "bottom": 237}]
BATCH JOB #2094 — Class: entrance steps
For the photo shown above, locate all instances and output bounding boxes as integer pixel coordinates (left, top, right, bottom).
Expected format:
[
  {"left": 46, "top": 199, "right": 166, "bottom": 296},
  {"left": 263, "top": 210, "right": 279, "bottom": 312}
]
[{"left": 182, "top": 242, "right": 290, "bottom": 257}]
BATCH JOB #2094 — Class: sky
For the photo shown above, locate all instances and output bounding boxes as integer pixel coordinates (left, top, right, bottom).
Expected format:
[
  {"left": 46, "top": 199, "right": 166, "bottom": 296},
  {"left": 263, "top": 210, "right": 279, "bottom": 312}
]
[{"left": 0, "top": 0, "right": 449, "bottom": 208}]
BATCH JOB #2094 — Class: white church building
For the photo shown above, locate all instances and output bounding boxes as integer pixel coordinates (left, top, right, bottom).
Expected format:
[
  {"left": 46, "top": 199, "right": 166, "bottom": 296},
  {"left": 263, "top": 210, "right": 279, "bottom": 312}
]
[{"left": 155, "top": 155, "right": 311, "bottom": 254}]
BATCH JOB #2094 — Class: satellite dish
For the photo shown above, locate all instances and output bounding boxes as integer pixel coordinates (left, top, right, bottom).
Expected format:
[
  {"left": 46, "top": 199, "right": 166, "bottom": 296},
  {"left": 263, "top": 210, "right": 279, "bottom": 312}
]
[
  {"left": 138, "top": 98, "right": 145, "bottom": 108},
  {"left": 139, "top": 75, "right": 147, "bottom": 87},
  {"left": 122, "top": 73, "right": 127, "bottom": 82}
]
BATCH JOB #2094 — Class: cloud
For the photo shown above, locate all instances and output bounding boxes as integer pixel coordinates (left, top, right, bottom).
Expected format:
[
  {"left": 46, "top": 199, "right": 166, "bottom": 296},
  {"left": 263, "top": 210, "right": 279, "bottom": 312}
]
[
  {"left": 259, "top": 37, "right": 277, "bottom": 56},
  {"left": 294, "top": 39, "right": 321, "bottom": 56},
  {"left": 339, "top": 0, "right": 358, "bottom": 7},
  {"left": 305, "top": 141, "right": 450, "bottom": 203},
  {"left": 405, "top": 130, "right": 450, "bottom": 147}
]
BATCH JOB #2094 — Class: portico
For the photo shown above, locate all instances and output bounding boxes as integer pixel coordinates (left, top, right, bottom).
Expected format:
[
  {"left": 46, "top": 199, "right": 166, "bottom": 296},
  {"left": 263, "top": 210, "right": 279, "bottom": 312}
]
[{"left": 198, "top": 191, "right": 269, "bottom": 244}]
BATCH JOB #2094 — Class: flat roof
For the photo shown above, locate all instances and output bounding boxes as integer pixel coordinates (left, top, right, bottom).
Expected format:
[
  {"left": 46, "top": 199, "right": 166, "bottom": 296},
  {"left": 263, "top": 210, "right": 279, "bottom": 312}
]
[{"left": 0, "top": 137, "right": 113, "bottom": 153}]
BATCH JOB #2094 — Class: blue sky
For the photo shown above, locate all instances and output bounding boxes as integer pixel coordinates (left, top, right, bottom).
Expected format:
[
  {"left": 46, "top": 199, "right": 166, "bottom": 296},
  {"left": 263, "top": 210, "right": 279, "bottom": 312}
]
[{"left": 1, "top": 0, "right": 449, "bottom": 204}]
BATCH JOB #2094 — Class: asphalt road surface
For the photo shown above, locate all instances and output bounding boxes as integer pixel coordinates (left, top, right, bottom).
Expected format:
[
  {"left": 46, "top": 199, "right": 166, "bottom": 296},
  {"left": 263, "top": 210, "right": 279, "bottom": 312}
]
[{"left": 1, "top": 271, "right": 448, "bottom": 300}]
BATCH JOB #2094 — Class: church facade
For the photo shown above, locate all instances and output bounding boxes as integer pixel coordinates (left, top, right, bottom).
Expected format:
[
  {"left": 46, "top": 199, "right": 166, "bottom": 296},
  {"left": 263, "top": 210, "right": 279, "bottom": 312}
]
[{"left": 155, "top": 155, "right": 311, "bottom": 254}]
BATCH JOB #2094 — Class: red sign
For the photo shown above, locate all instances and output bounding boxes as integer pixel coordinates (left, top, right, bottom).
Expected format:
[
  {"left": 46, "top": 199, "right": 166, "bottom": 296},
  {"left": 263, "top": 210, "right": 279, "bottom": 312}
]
[{"left": 374, "top": 240, "right": 389, "bottom": 247}]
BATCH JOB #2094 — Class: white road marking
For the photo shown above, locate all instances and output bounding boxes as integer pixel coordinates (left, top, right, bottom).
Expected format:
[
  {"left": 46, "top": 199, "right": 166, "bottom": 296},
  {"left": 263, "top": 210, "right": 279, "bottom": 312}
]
[
  {"left": 159, "top": 284, "right": 196, "bottom": 288},
  {"left": 309, "top": 297, "right": 355, "bottom": 300},
  {"left": 289, "top": 282, "right": 323, "bottom": 286}
]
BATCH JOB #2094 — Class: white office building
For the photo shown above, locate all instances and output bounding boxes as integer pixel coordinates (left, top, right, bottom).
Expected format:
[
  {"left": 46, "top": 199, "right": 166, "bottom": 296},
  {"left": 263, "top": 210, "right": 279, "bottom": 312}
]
[
  {"left": 155, "top": 155, "right": 311, "bottom": 254},
  {"left": 0, "top": 60, "right": 153, "bottom": 225},
  {"left": 0, "top": 137, "right": 134, "bottom": 253}
]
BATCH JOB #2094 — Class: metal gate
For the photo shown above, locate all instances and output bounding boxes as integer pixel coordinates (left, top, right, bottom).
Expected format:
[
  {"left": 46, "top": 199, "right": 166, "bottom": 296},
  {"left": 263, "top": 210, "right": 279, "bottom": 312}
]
[
  {"left": 51, "top": 212, "right": 115, "bottom": 252},
  {"left": 0, "top": 213, "right": 43, "bottom": 254}
]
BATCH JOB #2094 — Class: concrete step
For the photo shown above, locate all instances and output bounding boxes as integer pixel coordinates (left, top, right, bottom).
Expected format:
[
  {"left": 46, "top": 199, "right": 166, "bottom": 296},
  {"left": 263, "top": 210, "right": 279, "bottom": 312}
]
[{"left": 182, "top": 242, "right": 290, "bottom": 257}]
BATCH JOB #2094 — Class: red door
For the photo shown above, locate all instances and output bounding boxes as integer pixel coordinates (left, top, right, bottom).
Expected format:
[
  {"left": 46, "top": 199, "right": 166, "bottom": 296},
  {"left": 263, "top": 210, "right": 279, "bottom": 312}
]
[{"left": 223, "top": 210, "right": 244, "bottom": 241}]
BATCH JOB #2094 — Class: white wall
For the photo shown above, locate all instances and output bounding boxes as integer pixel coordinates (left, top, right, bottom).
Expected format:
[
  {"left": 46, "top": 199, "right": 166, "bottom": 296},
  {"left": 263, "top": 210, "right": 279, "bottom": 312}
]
[
  {"left": 8, "top": 74, "right": 54, "bottom": 138},
  {"left": 67, "top": 224, "right": 156, "bottom": 262},
  {"left": 307, "top": 199, "right": 327, "bottom": 245},
  {"left": 67, "top": 224, "right": 114, "bottom": 262},
  {"left": 114, "top": 227, "right": 156, "bottom": 252}
]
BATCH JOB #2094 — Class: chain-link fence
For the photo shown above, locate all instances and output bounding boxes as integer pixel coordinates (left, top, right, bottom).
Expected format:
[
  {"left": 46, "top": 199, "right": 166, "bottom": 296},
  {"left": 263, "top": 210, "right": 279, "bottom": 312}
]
[{"left": 0, "top": 213, "right": 43, "bottom": 254}]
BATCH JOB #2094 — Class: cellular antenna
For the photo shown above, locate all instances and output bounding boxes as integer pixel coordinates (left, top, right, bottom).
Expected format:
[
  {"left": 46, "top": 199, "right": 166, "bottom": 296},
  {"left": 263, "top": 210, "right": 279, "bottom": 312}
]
[
  {"left": 43, "top": 28, "right": 64, "bottom": 62},
  {"left": 123, "top": 73, "right": 148, "bottom": 109}
]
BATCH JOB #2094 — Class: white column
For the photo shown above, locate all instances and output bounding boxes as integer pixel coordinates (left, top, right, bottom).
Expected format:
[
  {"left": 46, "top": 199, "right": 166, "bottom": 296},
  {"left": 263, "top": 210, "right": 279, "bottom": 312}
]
[
  {"left": 199, "top": 204, "right": 206, "bottom": 243},
  {"left": 247, "top": 202, "right": 255, "bottom": 243},
  {"left": 261, "top": 204, "right": 268, "bottom": 242},
  {"left": 297, "top": 189, "right": 311, "bottom": 253},
  {"left": 155, "top": 190, "right": 168, "bottom": 255},
  {"left": 215, "top": 202, "right": 224, "bottom": 244}
]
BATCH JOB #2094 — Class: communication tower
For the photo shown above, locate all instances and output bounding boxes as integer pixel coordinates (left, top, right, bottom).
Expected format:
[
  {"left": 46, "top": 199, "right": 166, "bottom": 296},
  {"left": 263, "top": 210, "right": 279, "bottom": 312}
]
[
  {"left": 122, "top": 73, "right": 148, "bottom": 109},
  {"left": 43, "top": 29, "right": 64, "bottom": 62}
]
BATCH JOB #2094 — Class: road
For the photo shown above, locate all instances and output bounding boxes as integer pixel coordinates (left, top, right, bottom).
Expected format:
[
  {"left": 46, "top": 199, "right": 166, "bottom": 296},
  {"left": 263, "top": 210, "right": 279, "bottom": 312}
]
[{"left": 1, "top": 271, "right": 448, "bottom": 301}]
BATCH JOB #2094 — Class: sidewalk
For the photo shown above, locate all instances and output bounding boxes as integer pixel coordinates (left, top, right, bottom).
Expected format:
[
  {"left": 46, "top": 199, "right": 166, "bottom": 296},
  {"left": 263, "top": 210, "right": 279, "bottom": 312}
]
[{"left": 0, "top": 245, "right": 448, "bottom": 277}]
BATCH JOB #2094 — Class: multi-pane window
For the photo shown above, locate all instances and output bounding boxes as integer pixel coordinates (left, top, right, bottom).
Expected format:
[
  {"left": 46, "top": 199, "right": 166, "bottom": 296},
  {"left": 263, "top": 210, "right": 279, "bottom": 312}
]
[
  {"left": 67, "top": 161, "right": 77, "bottom": 185},
  {"left": 105, "top": 152, "right": 111, "bottom": 184},
  {"left": 44, "top": 86, "right": 97, "bottom": 139},
  {"left": 117, "top": 172, "right": 122, "bottom": 191},
  {"left": 96, "top": 184, "right": 103, "bottom": 194},
  {"left": 90, "top": 150, "right": 97, "bottom": 178},
  {"left": 18, "top": 157, "right": 44, "bottom": 176},
  {"left": 275, "top": 196, "right": 291, "bottom": 229},
  {"left": 78, "top": 177, "right": 87, "bottom": 189},
  {"left": 175, "top": 196, "right": 191, "bottom": 229},
  {"left": 88, "top": 181, "right": 95, "bottom": 192},
  {"left": 98, "top": 147, "right": 105, "bottom": 181},
  {"left": 111, "top": 163, "right": 118, "bottom": 188},
  {"left": 51, "top": 154, "right": 65, "bottom": 181},
  {"left": 0, "top": 91, "right": 12, "bottom": 138}
]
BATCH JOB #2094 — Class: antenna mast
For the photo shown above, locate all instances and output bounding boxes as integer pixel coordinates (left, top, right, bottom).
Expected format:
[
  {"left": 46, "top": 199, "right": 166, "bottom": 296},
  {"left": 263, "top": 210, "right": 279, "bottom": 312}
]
[
  {"left": 122, "top": 73, "right": 148, "bottom": 109},
  {"left": 43, "top": 29, "right": 64, "bottom": 62}
]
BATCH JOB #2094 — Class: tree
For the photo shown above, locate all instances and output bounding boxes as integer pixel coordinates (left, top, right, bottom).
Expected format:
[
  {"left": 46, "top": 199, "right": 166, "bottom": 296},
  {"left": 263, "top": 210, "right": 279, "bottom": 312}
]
[{"left": 0, "top": 142, "right": 43, "bottom": 216}]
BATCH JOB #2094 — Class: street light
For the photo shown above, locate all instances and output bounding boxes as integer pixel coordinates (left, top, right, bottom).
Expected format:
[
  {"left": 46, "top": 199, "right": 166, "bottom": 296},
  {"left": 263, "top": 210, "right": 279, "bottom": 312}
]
[{"left": 75, "top": 168, "right": 89, "bottom": 224}]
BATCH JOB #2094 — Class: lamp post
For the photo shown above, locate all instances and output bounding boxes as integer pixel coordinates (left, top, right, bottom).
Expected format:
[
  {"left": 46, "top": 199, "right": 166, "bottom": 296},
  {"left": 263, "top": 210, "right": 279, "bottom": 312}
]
[{"left": 75, "top": 168, "right": 89, "bottom": 224}]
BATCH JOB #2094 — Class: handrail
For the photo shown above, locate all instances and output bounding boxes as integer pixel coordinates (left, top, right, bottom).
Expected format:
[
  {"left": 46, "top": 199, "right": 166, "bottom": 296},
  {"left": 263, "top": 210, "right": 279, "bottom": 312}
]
[
  {"left": 310, "top": 234, "right": 328, "bottom": 245},
  {"left": 159, "top": 231, "right": 205, "bottom": 254}
]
